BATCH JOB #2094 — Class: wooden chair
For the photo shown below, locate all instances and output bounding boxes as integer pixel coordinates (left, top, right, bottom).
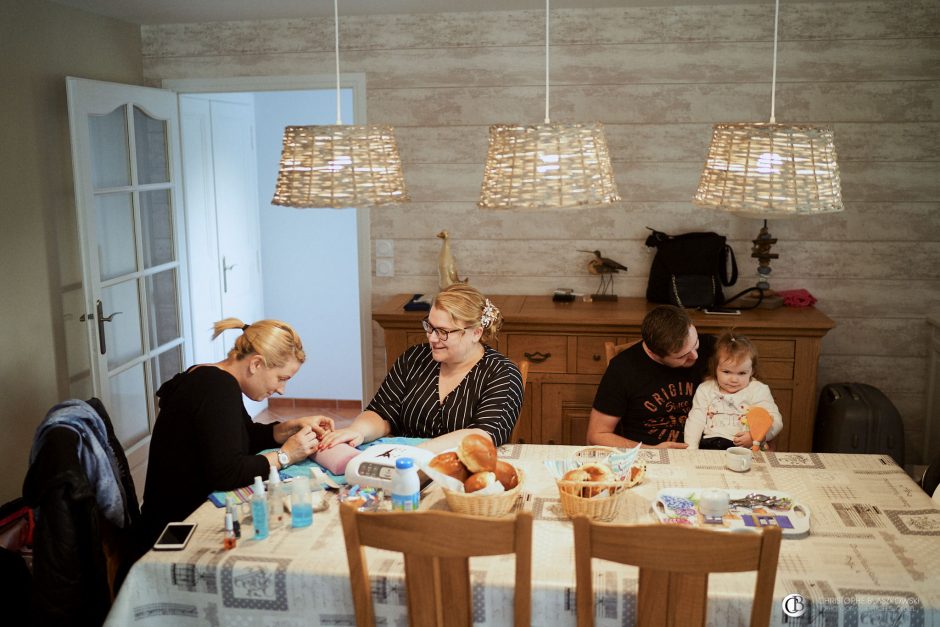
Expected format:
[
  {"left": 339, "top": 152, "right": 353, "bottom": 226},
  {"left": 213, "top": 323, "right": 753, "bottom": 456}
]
[
  {"left": 573, "top": 519, "right": 782, "bottom": 627},
  {"left": 340, "top": 505, "right": 533, "bottom": 627},
  {"left": 604, "top": 339, "right": 640, "bottom": 365},
  {"left": 516, "top": 358, "right": 529, "bottom": 390}
]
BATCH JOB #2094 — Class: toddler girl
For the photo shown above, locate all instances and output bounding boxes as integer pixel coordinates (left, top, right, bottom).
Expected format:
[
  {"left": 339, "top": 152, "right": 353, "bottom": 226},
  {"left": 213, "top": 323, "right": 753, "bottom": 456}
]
[{"left": 684, "top": 330, "right": 783, "bottom": 450}]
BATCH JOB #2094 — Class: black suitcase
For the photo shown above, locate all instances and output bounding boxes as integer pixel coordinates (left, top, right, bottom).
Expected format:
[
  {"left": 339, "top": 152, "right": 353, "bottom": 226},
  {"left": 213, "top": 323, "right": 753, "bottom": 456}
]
[{"left": 813, "top": 382, "right": 905, "bottom": 466}]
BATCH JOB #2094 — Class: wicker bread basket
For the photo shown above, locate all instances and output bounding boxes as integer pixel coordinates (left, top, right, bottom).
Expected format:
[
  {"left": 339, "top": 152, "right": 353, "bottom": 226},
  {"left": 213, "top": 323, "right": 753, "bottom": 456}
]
[
  {"left": 556, "top": 478, "right": 630, "bottom": 521},
  {"left": 442, "top": 468, "right": 525, "bottom": 517}
]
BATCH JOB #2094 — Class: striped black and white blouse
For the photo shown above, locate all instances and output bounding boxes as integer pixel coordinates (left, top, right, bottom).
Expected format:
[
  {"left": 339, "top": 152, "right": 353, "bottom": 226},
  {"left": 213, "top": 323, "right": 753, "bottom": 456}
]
[{"left": 367, "top": 343, "right": 524, "bottom": 447}]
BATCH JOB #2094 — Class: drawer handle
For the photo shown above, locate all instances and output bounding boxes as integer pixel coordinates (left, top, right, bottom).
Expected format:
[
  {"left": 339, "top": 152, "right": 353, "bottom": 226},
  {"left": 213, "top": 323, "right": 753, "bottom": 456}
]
[
  {"left": 524, "top": 351, "right": 551, "bottom": 363},
  {"left": 592, "top": 354, "right": 601, "bottom": 361}
]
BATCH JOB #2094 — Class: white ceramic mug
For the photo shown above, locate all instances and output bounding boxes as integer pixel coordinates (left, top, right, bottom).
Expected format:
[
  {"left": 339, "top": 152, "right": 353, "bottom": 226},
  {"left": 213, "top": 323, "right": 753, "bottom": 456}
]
[
  {"left": 699, "top": 488, "right": 730, "bottom": 516},
  {"left": 725, "top": 446, "right": 753, "bottom": 472}
]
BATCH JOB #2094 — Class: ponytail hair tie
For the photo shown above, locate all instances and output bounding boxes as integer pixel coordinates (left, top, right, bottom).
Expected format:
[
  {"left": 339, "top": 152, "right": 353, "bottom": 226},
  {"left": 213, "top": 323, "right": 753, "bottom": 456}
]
[{"left": 242, "top": 324, "right": 250, "bottom": 332}]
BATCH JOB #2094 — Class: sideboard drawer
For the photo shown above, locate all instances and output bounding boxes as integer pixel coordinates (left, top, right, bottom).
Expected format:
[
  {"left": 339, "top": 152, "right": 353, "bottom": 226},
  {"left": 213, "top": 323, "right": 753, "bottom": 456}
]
[
  {"left": 752, "top": 340, "right": 795, "bottom": 359},
  {"left": 577, "top": 336, "right": 616, "bottom": 374},
  {"left": 507, "top": 334, "right": 568, "bottom": 373}
]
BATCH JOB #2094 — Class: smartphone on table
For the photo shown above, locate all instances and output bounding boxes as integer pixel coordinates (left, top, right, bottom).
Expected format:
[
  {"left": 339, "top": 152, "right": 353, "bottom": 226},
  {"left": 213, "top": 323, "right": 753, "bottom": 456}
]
[
  {"left": 153, "top": 522, "right": 198, "bottom": 550},
  {"left": 702, "top": 307, "right": 741, "bottom": 315}
]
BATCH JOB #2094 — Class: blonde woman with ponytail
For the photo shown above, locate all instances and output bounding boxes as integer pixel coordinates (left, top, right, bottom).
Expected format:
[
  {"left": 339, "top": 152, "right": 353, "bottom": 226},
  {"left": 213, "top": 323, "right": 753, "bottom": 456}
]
[{"left": 138, "top": 318, "right": 333, "bottom": 550}]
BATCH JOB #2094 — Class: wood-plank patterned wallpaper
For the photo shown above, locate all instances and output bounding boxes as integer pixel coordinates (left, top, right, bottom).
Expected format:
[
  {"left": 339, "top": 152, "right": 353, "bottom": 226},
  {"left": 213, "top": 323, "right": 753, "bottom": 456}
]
[{"left": 142, "top": 0, "right": 940, "bottom": 463}]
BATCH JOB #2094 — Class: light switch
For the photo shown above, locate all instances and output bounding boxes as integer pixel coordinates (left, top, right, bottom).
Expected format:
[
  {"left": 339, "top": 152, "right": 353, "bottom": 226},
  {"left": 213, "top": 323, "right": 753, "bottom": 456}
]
[
  {"left": 376, "top": 259, "right": 394, "bottom": 277},
  {"left": 375, "top": 239, "right": 394, "bottom": 258}
]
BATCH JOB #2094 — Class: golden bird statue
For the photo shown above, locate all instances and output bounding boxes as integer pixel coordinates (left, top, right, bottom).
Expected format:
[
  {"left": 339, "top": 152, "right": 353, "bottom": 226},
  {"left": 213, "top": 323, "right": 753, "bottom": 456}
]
[
  {"left": 579, "top": 249, "right": 628, "bottom": 300},
  {"left": 437, "top": 230, "right": 468, "bottom": 290}
]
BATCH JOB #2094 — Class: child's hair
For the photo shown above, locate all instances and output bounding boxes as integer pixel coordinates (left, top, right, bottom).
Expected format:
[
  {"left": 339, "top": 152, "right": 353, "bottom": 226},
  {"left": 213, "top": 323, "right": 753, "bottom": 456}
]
[
  {"left": 211, "top": 318, "right": 306, "bottom": 368},
  {"left": 706, "top": 330, "right": 761, "bottom": 380}
]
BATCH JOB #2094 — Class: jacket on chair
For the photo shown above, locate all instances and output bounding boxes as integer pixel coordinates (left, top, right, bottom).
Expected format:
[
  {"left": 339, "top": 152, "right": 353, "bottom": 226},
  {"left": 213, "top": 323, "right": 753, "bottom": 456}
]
[{"left": 22, "top": 399, "right": 140, "bottom": 627}]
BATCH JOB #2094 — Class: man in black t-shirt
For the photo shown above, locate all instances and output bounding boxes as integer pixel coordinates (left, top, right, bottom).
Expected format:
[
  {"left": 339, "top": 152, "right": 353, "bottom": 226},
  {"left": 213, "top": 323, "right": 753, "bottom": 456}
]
[{"left": 588, "top": 305, "right": 715, "bottom": 448}]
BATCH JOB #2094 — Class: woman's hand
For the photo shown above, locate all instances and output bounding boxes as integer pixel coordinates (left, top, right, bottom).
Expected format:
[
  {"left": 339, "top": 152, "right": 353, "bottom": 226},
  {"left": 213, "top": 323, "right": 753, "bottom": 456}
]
[
  {"left": 274, "top": 415, "right": 334, "bottom": 443},
  {"left": 318, "top": 427, "right": 365, "bottom": 450},
  {"left": 280, "top": 425, "right": 321, "bottom": 464},
  {"left": 732, "top": 431, "right": 754, "bottom": 449},
  {"left": 653, "top": 441, "right": 689, "bottom": 449}
]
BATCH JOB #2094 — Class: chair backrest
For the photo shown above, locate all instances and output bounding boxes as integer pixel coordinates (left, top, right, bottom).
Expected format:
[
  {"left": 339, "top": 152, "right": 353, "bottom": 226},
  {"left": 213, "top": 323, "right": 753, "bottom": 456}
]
[
  {"left": 340, "top": 505, "right": 533, "bottom": 627},
  {"left": 515, "top": 359, "right": 529, "bottom": 390},
  {"left": 604, "top": 340, "right": 640, "bottom": 365},
  {"left": 573, "top": 519, "right": 781, "bottom": 627}
]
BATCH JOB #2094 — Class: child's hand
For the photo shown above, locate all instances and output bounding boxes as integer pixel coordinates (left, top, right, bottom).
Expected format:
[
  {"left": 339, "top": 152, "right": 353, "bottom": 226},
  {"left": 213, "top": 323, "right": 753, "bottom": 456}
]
[{"left": 732, "top": 430, "right": 754, "bottom": 449}]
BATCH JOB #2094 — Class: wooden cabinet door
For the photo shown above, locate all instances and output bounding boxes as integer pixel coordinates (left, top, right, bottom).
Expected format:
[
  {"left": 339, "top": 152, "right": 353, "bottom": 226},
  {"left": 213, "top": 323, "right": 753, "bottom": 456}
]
[{"left": 541, "top": 383, "right": 597, "bottom": 445}]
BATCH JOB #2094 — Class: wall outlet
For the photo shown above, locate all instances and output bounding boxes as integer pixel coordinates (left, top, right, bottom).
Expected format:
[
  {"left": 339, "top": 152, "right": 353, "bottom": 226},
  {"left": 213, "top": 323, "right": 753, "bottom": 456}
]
[
  {"left": 376, "top": 259, "right": 394, "bottom": 277},
  {"left": 375, "top": 239, "right": 394, "bottom": 258}
]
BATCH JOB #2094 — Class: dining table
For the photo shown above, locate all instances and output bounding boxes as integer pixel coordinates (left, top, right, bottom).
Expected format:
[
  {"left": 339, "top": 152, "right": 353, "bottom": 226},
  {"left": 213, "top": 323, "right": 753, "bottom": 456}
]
[{"left": 105, "top": 444, "right": 940, "bottom": 626}]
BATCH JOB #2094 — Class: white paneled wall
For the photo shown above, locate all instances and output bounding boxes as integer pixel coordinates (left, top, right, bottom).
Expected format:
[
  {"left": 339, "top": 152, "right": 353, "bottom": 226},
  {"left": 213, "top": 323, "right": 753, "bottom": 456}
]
[{"left": 143, "top": 0, "right": 940, "bottom": 462}]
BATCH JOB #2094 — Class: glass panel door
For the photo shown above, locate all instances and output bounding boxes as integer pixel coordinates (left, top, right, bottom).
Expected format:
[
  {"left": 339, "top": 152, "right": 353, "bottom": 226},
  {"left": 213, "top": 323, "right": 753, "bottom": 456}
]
[{"left": 67, "top": 78, "right": 191, "bottom": 456}]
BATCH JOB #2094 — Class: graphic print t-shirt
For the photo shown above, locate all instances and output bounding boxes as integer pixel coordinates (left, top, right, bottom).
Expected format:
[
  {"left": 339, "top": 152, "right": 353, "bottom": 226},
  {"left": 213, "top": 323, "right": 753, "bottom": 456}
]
[{"left": 592, "top": 335, "right": 715, "bottom": 444}]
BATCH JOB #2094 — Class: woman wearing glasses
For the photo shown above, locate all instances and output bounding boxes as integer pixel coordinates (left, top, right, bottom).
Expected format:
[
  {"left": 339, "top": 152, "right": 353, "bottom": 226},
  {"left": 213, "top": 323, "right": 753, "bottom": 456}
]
[{"left": 318, "top": 284, "right": 524, "bottom": 452}]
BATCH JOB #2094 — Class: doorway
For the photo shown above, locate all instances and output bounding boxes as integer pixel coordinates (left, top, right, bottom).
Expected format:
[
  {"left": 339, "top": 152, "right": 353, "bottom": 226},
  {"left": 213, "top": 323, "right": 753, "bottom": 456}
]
[{"left": 166, "top": 75, "right": 372, "bottom": 410}]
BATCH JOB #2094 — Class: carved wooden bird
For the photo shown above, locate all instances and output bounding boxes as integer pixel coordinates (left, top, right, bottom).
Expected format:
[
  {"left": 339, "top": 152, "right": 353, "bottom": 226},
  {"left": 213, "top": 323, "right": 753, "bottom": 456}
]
[{"left": 579, "top": 250, "right": 628, "bottom": 275}]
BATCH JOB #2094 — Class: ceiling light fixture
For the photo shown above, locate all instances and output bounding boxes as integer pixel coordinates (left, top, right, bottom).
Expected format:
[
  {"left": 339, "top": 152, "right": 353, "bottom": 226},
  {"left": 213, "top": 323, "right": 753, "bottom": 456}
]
[
  {"left": 478, "top": 0, "right": 620, "bottom": 210},
  {"left": 272, "top": 0, "right": 408, "bottom": 208}
]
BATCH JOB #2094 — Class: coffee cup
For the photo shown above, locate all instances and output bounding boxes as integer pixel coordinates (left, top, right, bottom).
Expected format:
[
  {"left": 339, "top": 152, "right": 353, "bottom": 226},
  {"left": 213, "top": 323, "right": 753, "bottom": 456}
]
[
  {"left": 725, "top": 446, "right": 752, "bottom": 472},
  {"left": 699, "top": 488, "right": 730, "bottom": 517}
]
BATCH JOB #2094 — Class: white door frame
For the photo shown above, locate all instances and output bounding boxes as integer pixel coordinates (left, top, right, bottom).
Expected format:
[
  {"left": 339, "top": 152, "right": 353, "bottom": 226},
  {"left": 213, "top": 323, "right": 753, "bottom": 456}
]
[{"left": 162, "top": 74, "right": 374, "bottom": 403}]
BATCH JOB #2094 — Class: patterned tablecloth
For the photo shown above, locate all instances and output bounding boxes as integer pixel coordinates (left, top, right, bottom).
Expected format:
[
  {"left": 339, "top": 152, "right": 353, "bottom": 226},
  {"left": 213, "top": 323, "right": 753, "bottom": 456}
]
[{"left": 106, "top": 446, "right": 940, "bottom": 626}]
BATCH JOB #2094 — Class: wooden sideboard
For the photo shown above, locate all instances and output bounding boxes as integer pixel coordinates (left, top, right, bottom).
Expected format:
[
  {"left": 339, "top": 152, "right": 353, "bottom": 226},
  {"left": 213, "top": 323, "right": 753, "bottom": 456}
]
[{"left": 372, "top": 294, "right": 835, "bottom": 452}]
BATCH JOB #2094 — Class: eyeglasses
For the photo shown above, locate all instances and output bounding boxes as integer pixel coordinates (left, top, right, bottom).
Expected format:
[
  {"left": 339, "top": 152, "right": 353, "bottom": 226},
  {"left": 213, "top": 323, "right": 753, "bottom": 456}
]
[{"left": 421, "top": 318, "right": 470, "bottom": 342}]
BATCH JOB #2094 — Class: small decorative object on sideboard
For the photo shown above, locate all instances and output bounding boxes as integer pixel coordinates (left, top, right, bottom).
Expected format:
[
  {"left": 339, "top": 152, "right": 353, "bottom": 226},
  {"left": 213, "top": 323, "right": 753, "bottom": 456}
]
[
  {"left": 436, "top": 230, "right": 468, "bottom": 290},
  {"left": 579, "top": 249, "right": 627, "bottom": 302}
]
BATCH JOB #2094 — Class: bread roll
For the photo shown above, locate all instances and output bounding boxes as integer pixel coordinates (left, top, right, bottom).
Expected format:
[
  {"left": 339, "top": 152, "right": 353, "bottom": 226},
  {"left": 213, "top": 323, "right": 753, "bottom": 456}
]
[
  {"left": 428, "top": 452, "right": 470, "bottom": 482},
  {"left": 494, "top": 460, "right": 519, "bottom": 491},
  {"left": 562, "top": 462, "right": 614, "bottom": 497},
  {"left": 464, "top": 471, "right": 496, "bottom": 493},
  {"left": 456, "top": 434, "right": 497, "bottom": 473}
]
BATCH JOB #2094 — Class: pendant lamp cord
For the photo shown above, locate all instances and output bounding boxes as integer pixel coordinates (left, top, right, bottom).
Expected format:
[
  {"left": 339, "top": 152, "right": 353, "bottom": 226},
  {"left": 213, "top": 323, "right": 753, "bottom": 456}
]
[
  {"left": 769, "top": 0, "right": 779, "bottom": 124},
  {"left": 544, "top": 0, "right": 551, "bottom": 124},
  {"left": 333, "top": 0, "right": 343, "bottom": 125}
]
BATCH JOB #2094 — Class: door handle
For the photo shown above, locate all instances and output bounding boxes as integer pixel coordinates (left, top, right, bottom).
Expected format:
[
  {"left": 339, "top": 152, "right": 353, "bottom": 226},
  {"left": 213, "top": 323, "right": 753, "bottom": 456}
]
[
  {"left": 222, "top": 256, "right": 236, "bottom": 294},
  {"left": 94, "top": 300, "right": 123, "bottom": 355}
]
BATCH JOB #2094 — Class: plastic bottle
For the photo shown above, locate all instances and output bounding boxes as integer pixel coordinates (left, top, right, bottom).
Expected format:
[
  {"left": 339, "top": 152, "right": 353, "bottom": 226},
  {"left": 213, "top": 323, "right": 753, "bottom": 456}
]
[
  {"left": 225, "top": 495, "right": 241, "bottom": 538},
  {"left": 268, "top": 466, "right": 287, "bottom": 529},
  {"left": 223, "top": 512, "right": 237, "bottom": 550},
  {"left": 291, "top": 474, "right": 313, "bottom": 528},
  {"left": 251, "top": 475, "right": 269, "bottom": 540},
  {"left": 391, "top": 457, "right": 420, "bottom": 512}
]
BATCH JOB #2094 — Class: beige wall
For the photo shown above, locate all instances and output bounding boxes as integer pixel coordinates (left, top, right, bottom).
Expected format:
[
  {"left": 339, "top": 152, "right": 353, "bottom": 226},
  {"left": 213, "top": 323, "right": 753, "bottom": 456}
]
[
  {"left": 143, "top": 0, "right": 940, "bottom": 464},
  {"left": 0, "top": 0, "right": 142, "bottom": 503}
]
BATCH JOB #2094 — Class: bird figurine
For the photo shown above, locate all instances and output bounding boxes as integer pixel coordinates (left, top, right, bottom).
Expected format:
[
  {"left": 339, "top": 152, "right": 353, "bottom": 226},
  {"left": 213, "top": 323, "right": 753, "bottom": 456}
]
[
  {"left": 578, "top": 249, "right": 628, "bottom": 300},
  {"left": 437, "top": 230, "right": 468, "bottom": 290}
]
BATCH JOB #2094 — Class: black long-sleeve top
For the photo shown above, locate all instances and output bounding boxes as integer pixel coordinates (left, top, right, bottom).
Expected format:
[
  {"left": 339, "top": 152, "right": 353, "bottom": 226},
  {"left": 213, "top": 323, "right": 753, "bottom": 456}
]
[
  {"left": 367, "top": 344, "right": 523, "bottom": 447},
  {"left": 139, "top": 366, "right": 276, "bottom": 545}
]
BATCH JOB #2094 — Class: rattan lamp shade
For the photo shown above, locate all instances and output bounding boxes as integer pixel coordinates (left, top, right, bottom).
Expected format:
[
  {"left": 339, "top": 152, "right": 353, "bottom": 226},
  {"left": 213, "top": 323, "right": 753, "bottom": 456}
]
[
  {"left": 478, "top": 122, "right": 620, "bottom": 210},
  {"left": 272, "top": 124, "right": 409, "bottom": 208},
  {"left": 693, "top": 122, "right": 843, "bottom": 218}
]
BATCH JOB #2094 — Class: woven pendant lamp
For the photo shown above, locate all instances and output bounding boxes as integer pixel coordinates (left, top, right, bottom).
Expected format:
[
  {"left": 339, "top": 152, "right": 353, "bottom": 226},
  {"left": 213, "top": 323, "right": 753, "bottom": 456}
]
[
  {"left": 478, "top": 0, "right": 619, "bottom": 210},
  {"left": 272, "top": 0, "right": 408, "bottom": 208},
  {"left": 693, "top": 0, "right": 843, "bottom": 218}
]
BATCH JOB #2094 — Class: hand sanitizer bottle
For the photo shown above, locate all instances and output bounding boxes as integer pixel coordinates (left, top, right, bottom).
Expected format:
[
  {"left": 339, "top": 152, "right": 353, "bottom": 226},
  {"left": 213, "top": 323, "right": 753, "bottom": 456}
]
[
  {"left": 251, "top": 475, "right": 269, "bottom": 540},
  {"left": 223, "top": 512, "right": 237, "bottom": 550},
  {"left": 267, "top": 466, "right": 287, "bottom": 529},
  {"left": 291, "top": 474, "right": 313, "bottom": 528}
]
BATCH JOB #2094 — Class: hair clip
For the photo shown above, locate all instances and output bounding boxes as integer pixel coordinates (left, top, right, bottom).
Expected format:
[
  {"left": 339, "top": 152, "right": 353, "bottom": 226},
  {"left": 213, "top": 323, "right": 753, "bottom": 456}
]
[
  {"left": 242, "top": 324, "right": 250, "bottom": 331},
  {"left": 480, "top": 299, "right": 499, "bottom": 329}
]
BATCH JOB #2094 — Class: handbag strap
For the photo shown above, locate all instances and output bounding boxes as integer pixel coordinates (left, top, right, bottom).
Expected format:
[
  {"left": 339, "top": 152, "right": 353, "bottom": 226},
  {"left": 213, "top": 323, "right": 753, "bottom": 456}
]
[{"left": 720, "top": 244, "right": 738, "bottom": 286}]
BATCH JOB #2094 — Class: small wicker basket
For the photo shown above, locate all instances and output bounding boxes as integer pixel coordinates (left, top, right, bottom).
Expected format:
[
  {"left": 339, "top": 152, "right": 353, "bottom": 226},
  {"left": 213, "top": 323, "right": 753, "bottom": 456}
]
[
  {"left": 556, "top": 478, "right": 631, "bottom": 521},
  {"left": 442, "top": 468, "right": 525, "bottom": 517}
]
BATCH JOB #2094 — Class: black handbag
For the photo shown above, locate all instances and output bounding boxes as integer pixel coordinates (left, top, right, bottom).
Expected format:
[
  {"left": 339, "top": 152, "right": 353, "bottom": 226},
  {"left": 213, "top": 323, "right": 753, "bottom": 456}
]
[{"left": 645, "top": 228, "right": 738, "bottom": 308}]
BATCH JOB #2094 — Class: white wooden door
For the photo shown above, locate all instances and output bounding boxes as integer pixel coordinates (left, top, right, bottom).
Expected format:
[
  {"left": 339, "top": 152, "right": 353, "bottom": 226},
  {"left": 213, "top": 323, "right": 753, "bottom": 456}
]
[
  {"left": 179, "top": 93, "right": 265, "bottom": 414},
  {"left": 66, "top": 77, "right": 192, "bottom": 468}
]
